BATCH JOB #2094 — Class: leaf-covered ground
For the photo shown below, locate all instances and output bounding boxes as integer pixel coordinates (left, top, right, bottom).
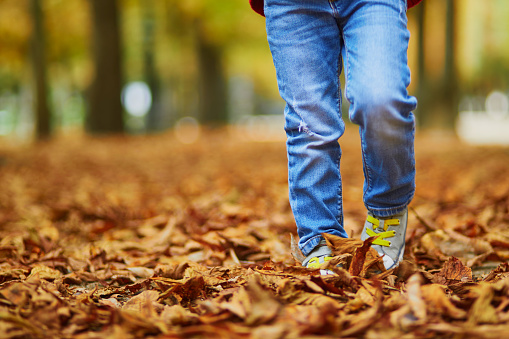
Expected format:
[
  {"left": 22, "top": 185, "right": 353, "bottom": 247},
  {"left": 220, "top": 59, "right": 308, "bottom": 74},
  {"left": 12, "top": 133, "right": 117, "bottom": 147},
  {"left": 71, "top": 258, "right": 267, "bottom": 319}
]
[{"left": 0, "top": 127, "right": 508, "bottom": 338}]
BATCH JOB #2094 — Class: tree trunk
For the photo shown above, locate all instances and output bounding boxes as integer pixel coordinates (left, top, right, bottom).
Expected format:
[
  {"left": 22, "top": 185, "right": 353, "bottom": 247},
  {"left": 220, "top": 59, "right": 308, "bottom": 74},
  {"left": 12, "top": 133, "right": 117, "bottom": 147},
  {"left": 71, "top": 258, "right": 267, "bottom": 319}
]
[
  {"left": 142, "top": 0, "right": 162, "bottom": 132},
  {"left": 415, "top": 1, "right": 427, "bottom": 125},
  {"left": 30, "top": 0, "right": 52, "bottom": 140},
  {"left": 442, "top": 0, "right": 458, "bottom": 129},
  {"left": 195, "top": 22, "right": 228, "bottom": 125},
  {"left": 416, "top": 0, "right": 458, "bottom": 130},
  {"left": 87, "top": 0, "right": 124, "bottom": 134}
]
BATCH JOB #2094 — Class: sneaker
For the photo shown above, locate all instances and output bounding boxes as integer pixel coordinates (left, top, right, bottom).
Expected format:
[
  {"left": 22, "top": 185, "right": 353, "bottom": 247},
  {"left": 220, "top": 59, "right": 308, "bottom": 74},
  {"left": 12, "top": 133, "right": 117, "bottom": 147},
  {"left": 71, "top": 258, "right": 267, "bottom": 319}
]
[
  {"left": 302, "top": 239, "right": 334, "bottom": 275},
  {"left": 361, "top": 208, "right": 408, "bottom": 270}
]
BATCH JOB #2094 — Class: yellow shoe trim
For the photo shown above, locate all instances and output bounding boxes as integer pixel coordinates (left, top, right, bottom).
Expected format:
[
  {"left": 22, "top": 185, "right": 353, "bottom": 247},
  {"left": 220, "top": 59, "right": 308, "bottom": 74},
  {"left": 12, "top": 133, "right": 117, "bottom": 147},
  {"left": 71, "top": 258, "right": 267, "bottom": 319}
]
[
  {"left": 367, "top": 215, "right": 400, "bottom": 231},
  {"left": 366, "top": 228, "right": 396, "bottom": 247},
  {"left": 307, "top": 256, "right": 332, "bottom": 269}
]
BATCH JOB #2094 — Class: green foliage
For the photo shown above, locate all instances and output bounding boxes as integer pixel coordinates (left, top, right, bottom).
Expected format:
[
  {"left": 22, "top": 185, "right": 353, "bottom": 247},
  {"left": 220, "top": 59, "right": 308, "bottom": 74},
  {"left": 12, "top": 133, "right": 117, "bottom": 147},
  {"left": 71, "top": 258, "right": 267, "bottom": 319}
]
[
  {"left": 0, "top": 0, "right": 31, "bottom": 76},
  {"left": 4, "top": 0, "right": 508, "bottom": 135}
]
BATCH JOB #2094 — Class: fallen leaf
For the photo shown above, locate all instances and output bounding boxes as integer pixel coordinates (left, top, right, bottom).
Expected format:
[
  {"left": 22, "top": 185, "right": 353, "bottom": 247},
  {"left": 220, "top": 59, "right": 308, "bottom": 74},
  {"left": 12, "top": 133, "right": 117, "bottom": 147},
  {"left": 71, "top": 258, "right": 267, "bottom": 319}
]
[
  {"left": 433, "top": 257, "right": 473, "bottom": 285},
  {"left": 323, "top": 234, "right": 383, "bottom": 274},
  {"left": 406, "top": 273, "right": 427, "bottom": 321},
  {"left": 27, "top": 264, "right": 62, "bottom": 281},
  {"left": 468, "top": 283, "right": 499, "bottom": 324},
  {"left": 1, "top": 129, "right": 509, "bottom": 338},
  {"left": 349, "top": 236, "right": 376, "bottom": 276},
  {"left": 158, "top": 276, "right": 206, "bottom": 306},
  {"left": 243, "top": 276, "right": 282, "bottom": 325},
  {"left": 127, "top": 266, "right": 154, "bottom": 278},
  {"left": 483, "top": 262, "right": 509, "bottom": 283},
  {"left": 421, "top": 284, "right": 467, "bottom": 319},
  {"left": 340, "top": 288, "right": 383, "bottom": 337},
  {"left": 123, "top": 290, "right": 161, "bottom": 315}
]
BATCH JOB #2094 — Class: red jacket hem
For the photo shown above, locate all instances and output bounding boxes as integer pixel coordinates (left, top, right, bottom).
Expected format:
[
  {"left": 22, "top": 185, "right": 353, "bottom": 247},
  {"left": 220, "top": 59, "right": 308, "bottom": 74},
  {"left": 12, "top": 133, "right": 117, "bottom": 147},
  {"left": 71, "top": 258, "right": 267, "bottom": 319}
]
[{"left": 249, "top": 0, "right": 423, "bottom": 17}]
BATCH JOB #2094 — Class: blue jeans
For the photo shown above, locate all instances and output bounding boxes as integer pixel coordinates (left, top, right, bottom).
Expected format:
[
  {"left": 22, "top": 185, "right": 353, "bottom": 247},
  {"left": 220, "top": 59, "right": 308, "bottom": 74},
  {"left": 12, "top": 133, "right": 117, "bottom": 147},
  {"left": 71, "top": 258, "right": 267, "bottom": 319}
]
[{"left": 265, "top": 0, "right": 417, "bottom": 256}]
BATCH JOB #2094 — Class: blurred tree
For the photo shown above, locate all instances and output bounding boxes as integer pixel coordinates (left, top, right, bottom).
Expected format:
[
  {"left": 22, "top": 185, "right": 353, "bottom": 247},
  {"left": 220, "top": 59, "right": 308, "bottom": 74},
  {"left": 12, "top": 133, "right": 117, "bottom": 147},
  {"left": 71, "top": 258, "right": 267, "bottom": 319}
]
[
  {"left": 30, "top": 0, "right": 52, "bottom": 140},
  {"left": 0, "top": 1, "right": 31, "bottom": 90},
  {"left": 414, "top": 0, "right": 458, "bottom": 130},
  {"left": 87, "top": 0, "right": 124, "bottom": 134},
  {"left": 195, "top": 19, "right": 228, "bottom": 125},
  {"left": 441, "top": 0, "right": 458, "bottom": 128},
  {"left": 415, "top": 1, "right": 426, "bottom": 117},
  {"left": 167, "top": 2, "right": 251, "bottom": 125},
  {"left": 142, "top": 0, "right": 162, "bottom": 132}
]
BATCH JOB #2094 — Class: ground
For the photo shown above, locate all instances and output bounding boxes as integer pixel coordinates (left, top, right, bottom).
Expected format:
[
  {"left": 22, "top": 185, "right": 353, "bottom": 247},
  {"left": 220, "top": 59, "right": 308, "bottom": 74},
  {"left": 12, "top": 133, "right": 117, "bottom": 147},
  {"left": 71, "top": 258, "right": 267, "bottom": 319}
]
[{"left": 0, "top": 126, "right": 508, "bottom": 338}]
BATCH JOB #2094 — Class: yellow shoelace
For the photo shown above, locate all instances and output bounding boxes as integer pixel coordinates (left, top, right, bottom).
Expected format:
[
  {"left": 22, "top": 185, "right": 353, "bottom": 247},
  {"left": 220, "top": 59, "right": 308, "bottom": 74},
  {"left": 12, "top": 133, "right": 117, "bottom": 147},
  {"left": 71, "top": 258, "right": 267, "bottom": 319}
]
[
  {"left": 365, "top": 215, "right": 400, "bottom": 247},
  {"left": 307, "top": 256, "right": 332, "bottom": 269}
]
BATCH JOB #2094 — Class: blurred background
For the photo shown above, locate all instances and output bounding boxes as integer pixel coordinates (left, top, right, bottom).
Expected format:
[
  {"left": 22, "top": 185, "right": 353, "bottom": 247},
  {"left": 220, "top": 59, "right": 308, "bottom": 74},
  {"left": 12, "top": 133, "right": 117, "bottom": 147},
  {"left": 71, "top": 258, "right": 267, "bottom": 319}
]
[{"left": 0, "top": 0, "right": 509, "bottom": 144}]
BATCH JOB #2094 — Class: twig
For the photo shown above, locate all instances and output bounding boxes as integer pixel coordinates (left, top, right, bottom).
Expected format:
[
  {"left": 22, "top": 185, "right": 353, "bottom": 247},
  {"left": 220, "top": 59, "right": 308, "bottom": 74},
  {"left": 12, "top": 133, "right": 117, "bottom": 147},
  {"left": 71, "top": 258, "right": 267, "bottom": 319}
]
[{"left": 410, "top": 206, "right": 437, "bottom": 232}]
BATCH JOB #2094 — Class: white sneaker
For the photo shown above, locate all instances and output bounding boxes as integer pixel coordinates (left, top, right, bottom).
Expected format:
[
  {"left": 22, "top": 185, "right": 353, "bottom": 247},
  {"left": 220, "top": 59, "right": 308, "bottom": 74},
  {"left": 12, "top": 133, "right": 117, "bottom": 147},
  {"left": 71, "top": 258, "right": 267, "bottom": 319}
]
[
  {"left": 302, "top": 240, "right": 334, "bottom": 275},
  {"left": 361, "top": 208, "right": 408, "bottom": 270}
]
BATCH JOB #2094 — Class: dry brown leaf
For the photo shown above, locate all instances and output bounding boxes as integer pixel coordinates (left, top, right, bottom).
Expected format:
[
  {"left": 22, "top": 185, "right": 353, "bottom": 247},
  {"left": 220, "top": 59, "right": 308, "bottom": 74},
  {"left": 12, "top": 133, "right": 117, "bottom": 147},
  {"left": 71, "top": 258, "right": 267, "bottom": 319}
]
[
  {"left": 27, "top": 264, "right": 62, "bottom": 281},
  {"left": 433, "top": 256, "right": 473, "bottom": 285},
  {"left": 153, "top": 263, "right": 190, "bottom": 280},
  {"left": 443, "top": 228, "right": 494, "bottom": 255},
  {"left": 485, "top": 232, "right": 509, "bottom": 250},
  {"left": 483, "top": 262, "right": 509, "bottom": 283},
  {"left": 126, "top": 266, "right": 154, "bottom": 278},
  {"left": 355, "top": 286, "right": 375, "bottom": 306},
  {"left": 281, "top": 303, "right": 340, "bottom": 336},
  {"left": 122, "top": 290, "right": 161, "bottom": 315},
  {"left": 243, "top": 276, "right": 282, "bottom": 325},
  {"left": 158, "top": 275, "right": 206, "bottom": 306},
  {"left": 425, "top": 323, "right": 509, "bottom": 339},
  {"left": 323, "top": 233, "right": 382, "bottom": 273},
  {"left": 1, "top": 282, "right": 33, "bottom": 306},
  {"left": 406, "top": 273, "right": 427, "bottom": 321},
  {"left": 277, "top": 278, "right": 344, "bottom": 310},
  {"left": 161, "top": 304, "right": 200, "bottom": 326},
  {"left": 251, "top": 323, "right": 290, "bottom": 339},
  {"left": 1, "top": 129, "right": 509, "bottom": 337},
  {"left": 340, "top": 288, "right": 383, "bottom": 337},
  {"left": 218, "top": 275, "right": 281, "bottom": 326},
  {"left": 290, "top": 233, "right": 305, "bottom": 264},
  {"left": 468, "top": 283, "right": 499, "bottom": 324},
  {"left": 308, "top": 275, "right": 345, "bottom": 296},
  {"left": 0, "top": 311, "right": 46, "bottom": 338},
  {"left": 349, "top": 236, "right": 376, "bottom": 276},
  {"left": 421, "top": 284, "right": 467, "bottom": 319}
]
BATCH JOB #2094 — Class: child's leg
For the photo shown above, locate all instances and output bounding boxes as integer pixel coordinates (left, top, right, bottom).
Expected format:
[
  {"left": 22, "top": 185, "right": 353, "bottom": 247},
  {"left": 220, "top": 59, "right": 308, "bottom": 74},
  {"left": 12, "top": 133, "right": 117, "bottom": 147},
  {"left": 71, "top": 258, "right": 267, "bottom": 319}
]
[
  {"left": 265, "top": 0, "right": 348, "bottom": 256},
  {"left": 336, "top": 0, "right": 417, "bottom": 269},
  {"left": 338, "top": 0, "right": 417, "bottom": 216}
]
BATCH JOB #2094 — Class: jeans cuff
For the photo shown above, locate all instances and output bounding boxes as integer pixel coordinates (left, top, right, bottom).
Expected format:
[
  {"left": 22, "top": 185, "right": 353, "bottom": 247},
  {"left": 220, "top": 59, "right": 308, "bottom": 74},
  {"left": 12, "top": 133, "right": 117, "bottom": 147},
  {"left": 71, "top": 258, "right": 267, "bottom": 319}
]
[
  {"left": 300, "top": 235, "right": 325, "bottom": 257},
  {"left": 366, "top": 203, "right": 409, "bottom": 218}
]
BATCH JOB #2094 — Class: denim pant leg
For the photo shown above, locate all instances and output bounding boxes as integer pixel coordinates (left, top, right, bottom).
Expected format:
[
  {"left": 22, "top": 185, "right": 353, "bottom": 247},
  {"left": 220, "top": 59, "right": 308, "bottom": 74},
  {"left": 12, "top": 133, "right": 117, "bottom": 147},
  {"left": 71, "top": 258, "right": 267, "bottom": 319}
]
[
  {"left": 265, "top": 0, "right": 348, "bottom": 256},
  {"left": 335, "top": 0, "right": 418, "bottom": 217}
]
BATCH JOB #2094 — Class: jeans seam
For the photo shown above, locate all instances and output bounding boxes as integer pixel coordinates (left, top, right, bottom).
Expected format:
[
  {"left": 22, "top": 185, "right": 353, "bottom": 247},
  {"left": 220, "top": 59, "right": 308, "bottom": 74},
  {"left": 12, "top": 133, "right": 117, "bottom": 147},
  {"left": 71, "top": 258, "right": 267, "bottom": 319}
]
[
  {"left": 337, "top": 155, "right": 343, "bottom": 226},
  {"left": 328, "top": 0, "right": 339, "bottom": 18},
  {"left": 336, "top": 23, "right": 343, "bottom": 228},
  {"left": 360, "top": 135, "right": 373, "bottom": 201},
  {"left": 340, "top": 27, "right": 351, "bottom": 121}
]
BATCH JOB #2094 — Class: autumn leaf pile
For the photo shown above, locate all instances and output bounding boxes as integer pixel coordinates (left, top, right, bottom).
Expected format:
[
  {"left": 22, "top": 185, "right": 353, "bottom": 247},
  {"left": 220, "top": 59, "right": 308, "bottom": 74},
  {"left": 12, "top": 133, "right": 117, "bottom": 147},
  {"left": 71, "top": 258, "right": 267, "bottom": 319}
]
[{"left": 0, "top": 128, "right": 509, "bottom": 338}]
